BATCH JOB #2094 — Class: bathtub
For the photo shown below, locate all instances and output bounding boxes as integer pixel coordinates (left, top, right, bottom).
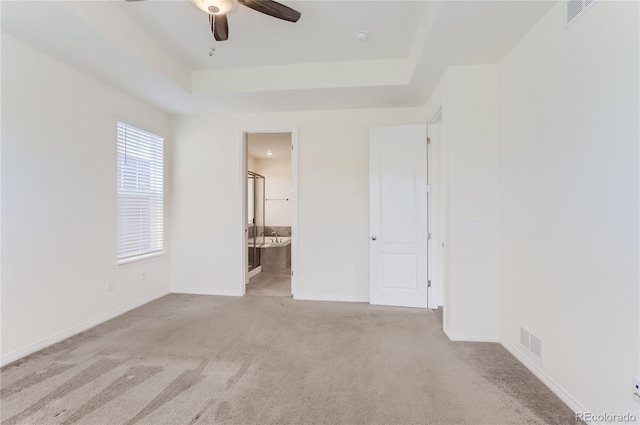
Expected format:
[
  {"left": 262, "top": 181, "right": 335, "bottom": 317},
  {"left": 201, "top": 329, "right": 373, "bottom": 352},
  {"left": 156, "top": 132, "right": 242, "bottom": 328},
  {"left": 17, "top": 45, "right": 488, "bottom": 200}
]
[
  {"left": 258, "top": 237, "right": 291, "bottom": 271},
  {"left": 262, "top": 236, "right": 291, "bottom": 248},
  {"left": 248, "top": 236, "right": 291, "bottom": 248}
]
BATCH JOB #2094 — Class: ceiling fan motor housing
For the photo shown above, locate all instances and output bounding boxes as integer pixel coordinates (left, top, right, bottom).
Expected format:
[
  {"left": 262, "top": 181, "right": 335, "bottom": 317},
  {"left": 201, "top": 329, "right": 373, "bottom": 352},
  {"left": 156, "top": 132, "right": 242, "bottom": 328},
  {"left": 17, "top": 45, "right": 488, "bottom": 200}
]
[
  {"left": 195, "top": 0, "right": 236, "bottom": 15},
  {"left": 192, "top": 0, "right": 302, "bottom": 42}
]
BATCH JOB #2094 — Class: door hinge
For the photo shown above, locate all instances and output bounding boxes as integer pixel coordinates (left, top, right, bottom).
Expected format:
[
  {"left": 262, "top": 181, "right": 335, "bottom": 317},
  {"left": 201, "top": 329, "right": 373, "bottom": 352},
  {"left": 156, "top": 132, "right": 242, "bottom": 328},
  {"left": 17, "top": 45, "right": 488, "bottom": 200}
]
[
  {"left": 291, "top": 269, "right": 294, "bottom": 276},
  {"left": 427, "top": 280, "right": 432, "bottom": 287},
  {"left": 427, "top": 137, "right": 431, "bottom": 145},
  {"left": 428, "top": 232, "right": 432, "bottom": 240},
  {"left": 291, "top": 144, "right": 294, "bottom": 151}
]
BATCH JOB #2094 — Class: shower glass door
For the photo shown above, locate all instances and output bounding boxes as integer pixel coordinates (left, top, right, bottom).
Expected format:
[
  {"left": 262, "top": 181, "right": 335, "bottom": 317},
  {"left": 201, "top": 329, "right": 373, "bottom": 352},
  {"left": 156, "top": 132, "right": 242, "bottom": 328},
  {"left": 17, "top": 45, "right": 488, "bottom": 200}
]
[{"left": 248, "top": 171, "right": 265, "bottom": 272}]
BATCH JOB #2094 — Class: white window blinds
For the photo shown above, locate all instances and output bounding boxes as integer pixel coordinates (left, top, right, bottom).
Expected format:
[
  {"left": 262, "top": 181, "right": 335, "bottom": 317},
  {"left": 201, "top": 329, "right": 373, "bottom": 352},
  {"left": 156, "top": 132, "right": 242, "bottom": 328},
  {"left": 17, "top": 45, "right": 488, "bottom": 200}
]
[{"left": 117, "top": 122, "right": 164, "bottom": 262}]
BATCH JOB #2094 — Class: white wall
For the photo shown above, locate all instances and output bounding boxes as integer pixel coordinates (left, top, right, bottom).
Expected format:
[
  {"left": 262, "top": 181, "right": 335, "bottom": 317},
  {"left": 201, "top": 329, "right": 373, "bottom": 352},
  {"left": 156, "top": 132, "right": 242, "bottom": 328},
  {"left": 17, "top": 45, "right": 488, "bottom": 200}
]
[
  {"left": 426, "top": 65, "right": 502, "bottom": 341},
  {"left": 255, "top": 158, "right": 291, "bottom": 227},
  {"left": 1, "top": 34, "right": 171, "bottom": 365},
  {"left": 499, "top": 1, "right": 639, "bottom": 419},
  {"left": 170, "top": 107, "right": 426, "bottom": 299}
]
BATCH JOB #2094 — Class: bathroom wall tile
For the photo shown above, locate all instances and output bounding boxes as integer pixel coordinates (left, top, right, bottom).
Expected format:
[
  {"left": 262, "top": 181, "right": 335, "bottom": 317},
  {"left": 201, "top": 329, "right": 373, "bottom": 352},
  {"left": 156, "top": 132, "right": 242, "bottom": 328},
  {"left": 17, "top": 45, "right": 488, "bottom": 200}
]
[{"left": 264, "top": 226, "right": 291, "bottom": 236}]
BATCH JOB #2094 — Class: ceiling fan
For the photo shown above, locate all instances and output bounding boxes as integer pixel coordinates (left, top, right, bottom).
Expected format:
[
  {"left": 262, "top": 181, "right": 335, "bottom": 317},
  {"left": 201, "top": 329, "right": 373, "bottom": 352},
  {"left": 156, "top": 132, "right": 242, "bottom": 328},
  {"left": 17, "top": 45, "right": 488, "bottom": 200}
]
[{"left": 125, "top": 0, "right": 301, "bottom": 42}]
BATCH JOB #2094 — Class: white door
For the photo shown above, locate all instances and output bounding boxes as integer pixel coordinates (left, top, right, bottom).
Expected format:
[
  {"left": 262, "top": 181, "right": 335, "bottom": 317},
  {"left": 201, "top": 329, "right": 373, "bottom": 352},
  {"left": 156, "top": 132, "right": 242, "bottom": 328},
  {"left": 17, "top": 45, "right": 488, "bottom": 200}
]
[{"left": 369, "top": 124, "right": 428, "bottom": 308}]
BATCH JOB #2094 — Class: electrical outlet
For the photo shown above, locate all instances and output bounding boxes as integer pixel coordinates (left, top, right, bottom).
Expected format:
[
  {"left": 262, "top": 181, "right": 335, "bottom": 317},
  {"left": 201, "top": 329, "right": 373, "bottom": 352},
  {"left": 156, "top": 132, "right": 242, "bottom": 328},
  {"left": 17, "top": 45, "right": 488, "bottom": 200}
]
[
  {"left": 106, "top": 280, "right": 114, "bottom": 292},
  {"left": 633, "top": 377, "right": 640, "bottom": 404},
  {"left": 140, "top": 272, "right": 146, "bottom": 281}
]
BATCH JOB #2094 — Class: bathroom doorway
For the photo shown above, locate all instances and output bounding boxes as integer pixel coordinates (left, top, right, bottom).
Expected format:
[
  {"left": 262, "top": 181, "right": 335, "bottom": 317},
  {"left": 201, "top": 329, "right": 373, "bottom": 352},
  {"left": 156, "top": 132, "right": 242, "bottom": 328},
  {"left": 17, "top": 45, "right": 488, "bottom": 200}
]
[{"left": 242, "top": 130, "right": 296, "bottom": 297}]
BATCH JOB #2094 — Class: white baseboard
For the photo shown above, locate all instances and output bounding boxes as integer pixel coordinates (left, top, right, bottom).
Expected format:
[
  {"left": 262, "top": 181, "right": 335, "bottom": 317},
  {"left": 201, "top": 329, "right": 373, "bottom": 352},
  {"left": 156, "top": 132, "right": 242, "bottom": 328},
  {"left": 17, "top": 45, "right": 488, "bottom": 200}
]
[
  {"left": 1, "top": 289, "right": 170, "bottom": 367},
  {"left": 447, "top": 334, "right": 500, "bottom": 343},
  {"left": 443, "top": 325, "right": 453, "bottom": 338},
  {"left": 501, "top": 339, "right": 600, "bottom": 425},
  {"left": 294, "top": 293, "right": 370, "bottom": 303},
  {"left": 172, "top": 289, "right": 243, "bottom": 297},
  {"left": 442, "top": 326, "right": 500, "bottom": 342}
]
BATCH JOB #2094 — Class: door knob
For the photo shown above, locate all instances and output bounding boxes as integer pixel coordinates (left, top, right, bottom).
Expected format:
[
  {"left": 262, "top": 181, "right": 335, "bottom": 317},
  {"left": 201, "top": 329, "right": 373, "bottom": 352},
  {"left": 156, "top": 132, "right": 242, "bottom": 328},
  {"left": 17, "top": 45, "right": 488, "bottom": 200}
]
[{"left": 371, "top": 235, "right": 377, "bottom": 240}]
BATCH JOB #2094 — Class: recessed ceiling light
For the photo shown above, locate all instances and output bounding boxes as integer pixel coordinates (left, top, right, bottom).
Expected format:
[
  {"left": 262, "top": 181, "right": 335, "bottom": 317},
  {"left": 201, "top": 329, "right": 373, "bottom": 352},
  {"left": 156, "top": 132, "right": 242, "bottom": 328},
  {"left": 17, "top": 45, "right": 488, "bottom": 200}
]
[
  {"left": 267, "top": 151, "right": 273, "bottom": 156},
  {"left": 355, "top": 31, "right": 368, "bottom": 42}
]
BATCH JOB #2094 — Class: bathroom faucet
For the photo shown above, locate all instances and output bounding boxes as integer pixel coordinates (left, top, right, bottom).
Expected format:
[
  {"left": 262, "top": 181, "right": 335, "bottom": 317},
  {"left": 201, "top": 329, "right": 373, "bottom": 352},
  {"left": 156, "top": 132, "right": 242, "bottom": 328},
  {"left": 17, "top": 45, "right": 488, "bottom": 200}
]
[{"left": 270, "top": 231, "right": 279, "bottom": 243}]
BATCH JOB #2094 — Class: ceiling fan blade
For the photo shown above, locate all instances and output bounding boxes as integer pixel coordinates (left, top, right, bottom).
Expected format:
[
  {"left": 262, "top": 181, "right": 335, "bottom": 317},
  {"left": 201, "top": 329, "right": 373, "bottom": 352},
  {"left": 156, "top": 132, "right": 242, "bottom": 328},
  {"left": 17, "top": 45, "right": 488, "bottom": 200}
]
[
  {"left": 239, "top": 0, "right": 301, "bottom": 23},
  {"left": 210, "top": 13, "right": 229, "bottom": 41}
]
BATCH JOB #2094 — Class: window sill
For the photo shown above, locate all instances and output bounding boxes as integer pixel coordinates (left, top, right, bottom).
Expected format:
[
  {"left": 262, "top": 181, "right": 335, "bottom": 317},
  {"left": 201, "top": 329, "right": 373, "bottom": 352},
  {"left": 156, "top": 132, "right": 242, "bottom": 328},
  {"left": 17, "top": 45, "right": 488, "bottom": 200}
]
[{"left": 117, "top": 251, "right": 164, "bottom": 268}]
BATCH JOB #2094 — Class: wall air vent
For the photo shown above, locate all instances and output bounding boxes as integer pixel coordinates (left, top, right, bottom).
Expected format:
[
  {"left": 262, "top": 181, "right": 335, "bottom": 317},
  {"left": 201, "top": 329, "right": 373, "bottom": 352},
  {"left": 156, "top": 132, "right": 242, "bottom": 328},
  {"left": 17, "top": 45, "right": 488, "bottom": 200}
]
[
  {"left": 566, "top": 0, "right": 598, "bottom": 26},
  {"left": 530, "top": 335, "right": 544, "bottom": 362},
  {"left": 520, "top": 327, "right": 530, "bottom": 349},
  {"left": 519, "top": 326, "right": 544, "bottom": 364}
]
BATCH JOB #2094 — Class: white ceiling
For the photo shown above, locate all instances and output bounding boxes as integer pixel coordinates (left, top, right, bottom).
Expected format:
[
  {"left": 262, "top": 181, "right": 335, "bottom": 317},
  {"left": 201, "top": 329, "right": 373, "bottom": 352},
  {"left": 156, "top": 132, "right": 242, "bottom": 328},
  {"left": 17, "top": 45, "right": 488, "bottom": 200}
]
[
  {"left": 1, "top": 0, "right": 555, "bottom": 114},
  {"left": 248, "top": 133, "right": 291, "bottom": 159},
  {"left": 119, "top": 1, "right": 426, "bottom": 70}
]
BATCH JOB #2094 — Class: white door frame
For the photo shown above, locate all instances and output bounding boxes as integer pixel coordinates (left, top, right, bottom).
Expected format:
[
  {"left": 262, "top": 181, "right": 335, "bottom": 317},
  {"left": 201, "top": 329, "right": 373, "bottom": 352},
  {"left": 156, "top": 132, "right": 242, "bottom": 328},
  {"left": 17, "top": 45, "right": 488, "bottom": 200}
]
[
  {"left": 427, "top": 106, "right": 445, "bottom": 311},
  {"left": 240, "top": 126, "right": 298, "bottom": 296}
]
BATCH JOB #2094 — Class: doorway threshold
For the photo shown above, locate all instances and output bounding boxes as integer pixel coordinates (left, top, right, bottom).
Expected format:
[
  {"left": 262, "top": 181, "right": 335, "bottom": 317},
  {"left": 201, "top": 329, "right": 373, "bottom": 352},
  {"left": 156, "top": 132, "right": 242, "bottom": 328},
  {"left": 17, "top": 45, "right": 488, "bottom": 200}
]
[{"left": 248, "top": 266, "right": 262, "bottom": 281}]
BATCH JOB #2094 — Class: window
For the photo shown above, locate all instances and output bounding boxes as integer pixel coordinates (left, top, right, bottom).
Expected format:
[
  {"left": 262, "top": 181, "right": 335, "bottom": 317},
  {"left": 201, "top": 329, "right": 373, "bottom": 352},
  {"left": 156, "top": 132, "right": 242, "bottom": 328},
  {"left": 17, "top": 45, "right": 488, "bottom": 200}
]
[{"left": 117, "top": 122, "right": 164, "bottom": 263}]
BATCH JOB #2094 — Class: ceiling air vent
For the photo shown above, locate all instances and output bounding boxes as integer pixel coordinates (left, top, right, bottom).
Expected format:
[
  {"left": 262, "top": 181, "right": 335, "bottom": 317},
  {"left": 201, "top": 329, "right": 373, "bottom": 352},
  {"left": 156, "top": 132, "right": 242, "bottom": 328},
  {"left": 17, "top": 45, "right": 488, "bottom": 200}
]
[{"left": 566, "top": 0, "right": 598, "bottom": 26}]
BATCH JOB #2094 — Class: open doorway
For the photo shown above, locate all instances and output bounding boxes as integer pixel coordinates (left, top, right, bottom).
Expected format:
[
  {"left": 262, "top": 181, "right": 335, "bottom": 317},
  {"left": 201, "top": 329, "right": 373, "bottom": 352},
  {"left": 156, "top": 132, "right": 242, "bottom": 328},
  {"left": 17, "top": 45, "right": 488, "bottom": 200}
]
[{"left": 244, "top": 132, "right": 294, "bottom": 297}]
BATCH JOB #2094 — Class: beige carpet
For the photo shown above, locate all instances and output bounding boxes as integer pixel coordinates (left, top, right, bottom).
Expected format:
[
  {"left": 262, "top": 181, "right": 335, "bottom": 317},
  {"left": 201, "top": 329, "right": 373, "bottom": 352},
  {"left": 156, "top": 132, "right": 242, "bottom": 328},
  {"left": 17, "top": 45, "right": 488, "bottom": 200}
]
[{"left": 1, "top": 294, "right": 578, "bottom": 425}]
